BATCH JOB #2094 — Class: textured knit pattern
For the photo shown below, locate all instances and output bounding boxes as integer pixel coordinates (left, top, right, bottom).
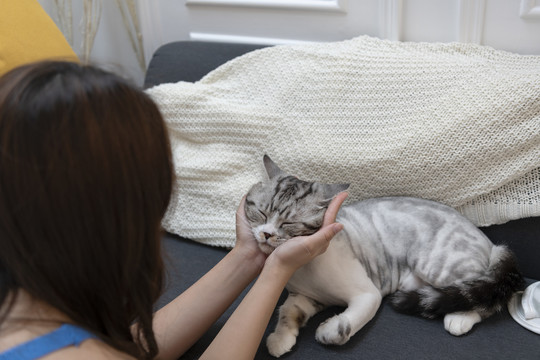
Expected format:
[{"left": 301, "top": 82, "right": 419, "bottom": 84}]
[{"left": 147, "top": 36, "right": 540, "bottom": 248}]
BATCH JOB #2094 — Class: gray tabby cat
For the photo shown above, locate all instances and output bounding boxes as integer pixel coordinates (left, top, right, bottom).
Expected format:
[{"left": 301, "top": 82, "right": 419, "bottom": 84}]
[{"left": 244, "top": 155, "right": 524, "bottom": 358}]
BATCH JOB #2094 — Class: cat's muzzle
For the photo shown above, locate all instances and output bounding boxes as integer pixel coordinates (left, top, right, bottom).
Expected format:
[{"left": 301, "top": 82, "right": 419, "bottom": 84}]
[{"left": 257, "top": 231, "right": 286, "bottom": 254}]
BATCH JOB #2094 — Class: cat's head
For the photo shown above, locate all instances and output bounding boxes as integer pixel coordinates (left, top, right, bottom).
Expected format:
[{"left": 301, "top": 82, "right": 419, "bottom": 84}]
[{"left": 244, "top": 155, "right": 349, "bottom": 254}]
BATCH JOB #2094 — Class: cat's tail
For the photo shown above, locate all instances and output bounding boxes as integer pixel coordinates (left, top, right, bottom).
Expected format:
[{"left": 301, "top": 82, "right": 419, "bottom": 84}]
[{"left": 390, "top": 245, "right": 525, "bottom": 319}]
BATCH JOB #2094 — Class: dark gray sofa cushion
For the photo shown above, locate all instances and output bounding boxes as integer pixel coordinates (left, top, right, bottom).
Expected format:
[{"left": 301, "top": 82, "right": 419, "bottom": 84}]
[
  {"left": 144, "top": 41, "right": 267, "bottom": 87},
  {"left": 149, "top": 41, "right": 540, "bottom": 359},
  {"left": 160, "top": 234, "right": 539, "bottom": 360}
]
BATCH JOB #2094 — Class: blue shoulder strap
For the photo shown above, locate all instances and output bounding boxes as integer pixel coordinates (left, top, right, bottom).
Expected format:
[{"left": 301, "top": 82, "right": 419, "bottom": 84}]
[{"left": 0, "top": 323, "right": 97, "bottom": 360}]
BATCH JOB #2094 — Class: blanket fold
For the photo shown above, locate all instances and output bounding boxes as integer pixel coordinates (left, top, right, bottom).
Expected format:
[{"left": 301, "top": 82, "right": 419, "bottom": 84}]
[{"left": 147, "top": 36, "right": 540, "bottom": 248}]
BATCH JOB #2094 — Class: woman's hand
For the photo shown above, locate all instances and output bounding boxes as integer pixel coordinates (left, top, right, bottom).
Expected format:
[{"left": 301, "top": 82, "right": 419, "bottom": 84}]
[
  {"left": 200, "top": 191, "right": 348, "bottom": 360},
  {"left": 232, "top": 196, "right": 268, "bottom": 271},
  {"left": 267, "top": 191, "right": 348, "bottom": 274},
  {"left": 233, "top": 191, "right": 348, "bottom": 274}
]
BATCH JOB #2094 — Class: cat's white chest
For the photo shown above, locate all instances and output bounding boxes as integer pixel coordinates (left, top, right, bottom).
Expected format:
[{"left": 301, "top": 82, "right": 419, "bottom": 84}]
[{"left": 285, "top": 234, "right": 373, "bottom": 307}]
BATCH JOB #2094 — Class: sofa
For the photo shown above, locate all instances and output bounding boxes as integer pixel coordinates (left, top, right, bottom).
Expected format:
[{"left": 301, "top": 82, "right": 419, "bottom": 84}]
[{"left": 147, "top": 41, "right": 540, "bottom": 359}]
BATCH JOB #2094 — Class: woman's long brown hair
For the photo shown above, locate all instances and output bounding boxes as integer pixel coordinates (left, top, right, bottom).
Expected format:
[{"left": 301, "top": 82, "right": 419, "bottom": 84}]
[{"left": 0, "top": 61, "right": 173, "bottom": 359}]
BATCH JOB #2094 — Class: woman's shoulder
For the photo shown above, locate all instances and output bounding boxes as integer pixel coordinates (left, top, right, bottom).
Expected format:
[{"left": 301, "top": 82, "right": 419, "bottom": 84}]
[
  {"left": 0, "top": 328, "right": 134, "bottom": 360},
  {"left": 41, "top": 338, "right": 136, "bottom": 360},
  {"left": 44, "top": 340, "right": 136, "bottom": 359},
  {"left": 1, "top": 291, "right": 136, "bottom": 360}
]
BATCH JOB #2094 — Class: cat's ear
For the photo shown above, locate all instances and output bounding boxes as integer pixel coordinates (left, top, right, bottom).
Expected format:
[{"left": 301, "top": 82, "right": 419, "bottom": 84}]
[
  {"left": 263, "top": 155, "right": 286, "bottom": 180},
  {"left": 322, "top": 183, "right": 350, "bottom": 200}
]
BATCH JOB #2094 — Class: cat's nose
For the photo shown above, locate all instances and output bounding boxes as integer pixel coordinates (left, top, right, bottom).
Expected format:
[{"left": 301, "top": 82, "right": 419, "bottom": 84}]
[{"left": 263, "top": 232, "right": 273, "bottom": 240}]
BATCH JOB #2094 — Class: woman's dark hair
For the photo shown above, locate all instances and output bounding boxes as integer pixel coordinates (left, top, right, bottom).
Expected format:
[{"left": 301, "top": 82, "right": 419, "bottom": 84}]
[{"left": 0, "top": 61, "right": 173, "bottom": 359}]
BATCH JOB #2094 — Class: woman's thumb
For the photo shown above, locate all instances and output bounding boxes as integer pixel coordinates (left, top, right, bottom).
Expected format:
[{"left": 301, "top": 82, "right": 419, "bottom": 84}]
[{"left": 317, "top": 222, "right": 344, "bottom": 244}]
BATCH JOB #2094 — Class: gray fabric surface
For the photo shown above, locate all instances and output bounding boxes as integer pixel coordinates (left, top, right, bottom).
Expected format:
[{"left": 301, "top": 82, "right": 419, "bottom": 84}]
[
  {"left": 148, "top": 41, "right": 540, "bottom": 359},
  {"left": 159, "top": 234, "right": 539, "bottom": 360},
  {"left": 144, "top": 41, "right": 267, "bottom": 88}
]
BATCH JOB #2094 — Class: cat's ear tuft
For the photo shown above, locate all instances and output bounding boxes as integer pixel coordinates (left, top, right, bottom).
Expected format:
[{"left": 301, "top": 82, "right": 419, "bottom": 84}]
[
  {"left": 263, "top": 155, "right": 286, "bottom": 180},
  {"left": 322, "top": 183, "right": 350, "bottom": 200}
]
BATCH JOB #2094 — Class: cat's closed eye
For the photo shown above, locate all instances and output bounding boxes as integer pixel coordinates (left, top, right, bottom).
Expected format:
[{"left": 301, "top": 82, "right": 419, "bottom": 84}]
[
  {"left": 245, "top": 205, "right": 268, "bottom": 224},
  {"left": 281, "top": 222, "right": 318, "bottom": 237},
  {"left": 258, "top": 210, "right": 267, "bottom": 221}
]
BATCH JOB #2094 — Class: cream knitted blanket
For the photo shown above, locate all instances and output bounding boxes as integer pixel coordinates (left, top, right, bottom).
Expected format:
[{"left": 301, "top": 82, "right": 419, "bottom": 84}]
[{"left": 147, "top": 36, "right": 540, "bottom": 248}]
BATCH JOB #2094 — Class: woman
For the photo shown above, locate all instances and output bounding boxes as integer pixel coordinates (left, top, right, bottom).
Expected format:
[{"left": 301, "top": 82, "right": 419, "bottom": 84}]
[{"left": 0, "top": 61, "right": 346, "bottom": 359}]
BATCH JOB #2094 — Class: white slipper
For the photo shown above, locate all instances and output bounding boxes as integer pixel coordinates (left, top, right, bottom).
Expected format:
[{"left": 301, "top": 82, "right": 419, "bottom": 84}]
[{"left": 508, "top": 281, "right": 540, "bottom": 334}]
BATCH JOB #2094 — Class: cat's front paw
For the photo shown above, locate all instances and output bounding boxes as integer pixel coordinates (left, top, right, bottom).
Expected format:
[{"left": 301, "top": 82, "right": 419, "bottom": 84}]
[
  {"left": 315, "top": 315, "right": 352, "bottom": 345},
  {"left": 444, "top": 311, "right": 481, "bottom": 336},
  {"left": 267, "top": 331, "right": 297, "bottom": 358}
]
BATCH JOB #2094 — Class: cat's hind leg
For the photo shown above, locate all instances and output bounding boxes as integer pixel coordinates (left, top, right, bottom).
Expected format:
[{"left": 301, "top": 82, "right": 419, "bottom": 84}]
[
  {"left": 267, "top": 293, "right": 325, "bottom": 358},
  {"left": 315, "top": 285, "right": 382, "bottom": 346}
]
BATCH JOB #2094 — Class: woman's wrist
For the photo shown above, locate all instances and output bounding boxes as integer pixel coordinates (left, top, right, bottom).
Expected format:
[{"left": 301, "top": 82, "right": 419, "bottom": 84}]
[
  {"left": 228, "top": 246, "right": 267, "bottom": 277},
  {"left": 261, "top": 253, "right": 297, "bottom": 283}
]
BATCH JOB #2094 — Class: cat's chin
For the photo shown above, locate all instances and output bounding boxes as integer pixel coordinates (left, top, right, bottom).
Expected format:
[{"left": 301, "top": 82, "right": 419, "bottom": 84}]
[{"left": 258, "top": 243, "right": 276, "bottom": 255}]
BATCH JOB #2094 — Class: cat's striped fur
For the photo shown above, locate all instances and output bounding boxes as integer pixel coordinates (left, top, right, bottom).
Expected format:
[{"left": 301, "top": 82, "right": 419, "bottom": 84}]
[{"left": 244, "top": 155, "right": 524, "bottom": 358}]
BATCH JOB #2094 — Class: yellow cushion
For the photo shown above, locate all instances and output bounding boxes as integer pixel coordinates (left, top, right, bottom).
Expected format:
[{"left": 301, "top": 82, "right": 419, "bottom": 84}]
[{"left": 0, "top": 0, "right": 78, "bottom": 76}]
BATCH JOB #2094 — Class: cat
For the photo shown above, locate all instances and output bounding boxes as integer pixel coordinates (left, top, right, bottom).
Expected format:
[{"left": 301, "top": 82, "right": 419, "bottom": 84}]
[{"left": 244, "top": 155, "right": 524, "bottom": 358}]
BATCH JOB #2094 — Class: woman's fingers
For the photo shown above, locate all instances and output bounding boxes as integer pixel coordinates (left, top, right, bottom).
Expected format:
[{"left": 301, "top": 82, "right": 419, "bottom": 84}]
[{"left": 322, "top": 191, "right": 348, "bottom": 227}]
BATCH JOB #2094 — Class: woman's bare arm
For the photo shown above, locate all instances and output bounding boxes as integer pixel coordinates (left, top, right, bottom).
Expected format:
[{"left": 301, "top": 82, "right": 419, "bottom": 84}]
[
  {"left": 152, "top": 192, "right": 347, "bottom": 360},
  {"left": 200, "top": 192, "right": 347, "bottom": 360}
]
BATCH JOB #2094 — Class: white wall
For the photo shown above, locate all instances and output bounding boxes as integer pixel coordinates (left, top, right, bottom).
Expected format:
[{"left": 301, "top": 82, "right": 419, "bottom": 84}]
[
  {"left": 179, "top": 0, "right": 540, "bottom": 51},
  {"left": 38, "top": 0, "right": 540, "bottom": 85}
]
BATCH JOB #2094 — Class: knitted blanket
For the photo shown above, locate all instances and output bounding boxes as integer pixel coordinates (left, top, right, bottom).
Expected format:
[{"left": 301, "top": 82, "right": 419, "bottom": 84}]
[{"left": 147, "top": 36, "right": 540, "bottom": 248}]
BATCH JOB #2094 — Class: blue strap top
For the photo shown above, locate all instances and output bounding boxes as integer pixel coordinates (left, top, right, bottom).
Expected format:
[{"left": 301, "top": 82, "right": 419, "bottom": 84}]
[{"left": 0, "top": 323, "right": 97, "bottom": 360}]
